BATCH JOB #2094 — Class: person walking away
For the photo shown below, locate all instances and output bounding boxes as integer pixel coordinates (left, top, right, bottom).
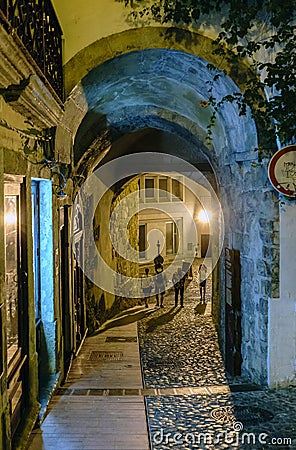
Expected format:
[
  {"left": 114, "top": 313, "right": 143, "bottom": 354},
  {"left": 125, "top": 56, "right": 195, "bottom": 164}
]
[
  {"left": 154, "top": 253, "right": 164, "bottom": 273},
  {"left": 141, "top": 267, "right": 152, "bottom": 308},
  {"left": 198, "top": 263, "right": 207, "bottom": 303},
  {"left": 172, "top": 268, "right": 186, "bottom": 307},
  {"left": 154, "top": 266, "right": 166, "bottom": 308}
]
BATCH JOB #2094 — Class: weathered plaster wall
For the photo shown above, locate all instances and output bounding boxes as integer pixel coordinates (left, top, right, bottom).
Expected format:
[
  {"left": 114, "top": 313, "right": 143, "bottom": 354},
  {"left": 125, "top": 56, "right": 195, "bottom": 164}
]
[
  {"left": 52, "top": 0, "right": 131, "bottom": 64},
  {"left": 51, "top": 0, "right": 228, "bottom": 66},
  {"left": 112, "top": 177, "right": 140, "bottom": 290},
  {"left": 86, "top": 176, "right": 140, "bottom": 333},
  {"left": 268, "top": 200, "right": 296, "bottom": 387},
  {"left": 52, "top": 0, "right": 270, "bottom": 70},
  {"left": 85, "top": 187, "right": 115, "bottom": 334}
]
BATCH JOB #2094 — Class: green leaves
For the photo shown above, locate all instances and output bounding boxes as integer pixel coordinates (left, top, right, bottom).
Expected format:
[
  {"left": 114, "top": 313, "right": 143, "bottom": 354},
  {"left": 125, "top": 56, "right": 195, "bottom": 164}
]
[{"left": 122, "top": 0, "right": 296, "bottom": 148}]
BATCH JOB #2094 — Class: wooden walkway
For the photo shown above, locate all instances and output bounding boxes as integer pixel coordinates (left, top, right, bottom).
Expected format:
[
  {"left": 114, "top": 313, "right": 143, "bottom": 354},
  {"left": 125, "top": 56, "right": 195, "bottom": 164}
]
[{"left": 26, "top": 319, "right": 150, "bottom": 450}]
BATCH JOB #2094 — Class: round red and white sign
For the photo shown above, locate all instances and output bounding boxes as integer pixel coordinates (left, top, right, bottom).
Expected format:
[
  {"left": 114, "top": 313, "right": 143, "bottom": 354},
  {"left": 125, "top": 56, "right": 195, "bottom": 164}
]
[{"left": 268, "top": 145, "right": 296, "bottom": 197}]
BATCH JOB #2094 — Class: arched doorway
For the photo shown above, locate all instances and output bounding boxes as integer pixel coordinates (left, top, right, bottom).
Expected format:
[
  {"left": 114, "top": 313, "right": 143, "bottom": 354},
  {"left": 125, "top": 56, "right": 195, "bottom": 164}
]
[{"left": 57, "top": 34, "right": 277, "bottom": 386}]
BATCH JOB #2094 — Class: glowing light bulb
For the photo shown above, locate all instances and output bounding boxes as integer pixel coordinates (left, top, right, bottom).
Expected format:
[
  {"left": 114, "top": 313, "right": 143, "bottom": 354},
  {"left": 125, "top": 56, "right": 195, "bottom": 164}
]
[{"left": 198, "top": 210, "right": 210, "bottom": 223}]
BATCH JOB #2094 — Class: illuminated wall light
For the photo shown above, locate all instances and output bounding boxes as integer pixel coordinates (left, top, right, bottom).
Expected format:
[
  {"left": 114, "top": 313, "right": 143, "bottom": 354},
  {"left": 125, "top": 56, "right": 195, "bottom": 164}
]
[
  {"left": 4, "top": 212, "right": 17, "bottom": 225},
  {"left": 198, "top": 209, "right": 210, "bottom": 223}
]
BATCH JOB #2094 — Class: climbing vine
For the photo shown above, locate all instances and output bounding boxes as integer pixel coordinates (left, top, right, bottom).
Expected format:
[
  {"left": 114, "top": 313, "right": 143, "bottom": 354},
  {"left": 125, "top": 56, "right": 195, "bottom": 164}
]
[{"left": 118, "top": 0, "right": 296, "bottom": 154}]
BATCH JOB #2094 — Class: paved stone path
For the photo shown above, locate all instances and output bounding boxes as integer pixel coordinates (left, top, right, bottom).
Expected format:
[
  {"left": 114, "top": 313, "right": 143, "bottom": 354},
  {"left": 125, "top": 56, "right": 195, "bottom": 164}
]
[
  {"left": 145, "top": 389, "right": 296, "bottom": 450},
  {"left": 26, "top": 261, "right": 296, "bottom": 450},
  {"left": 138, "top": 303, "right": 227, "bottom": 388},
  {"left": 138, "top": 273, "right": 296, "bottom": 450}
]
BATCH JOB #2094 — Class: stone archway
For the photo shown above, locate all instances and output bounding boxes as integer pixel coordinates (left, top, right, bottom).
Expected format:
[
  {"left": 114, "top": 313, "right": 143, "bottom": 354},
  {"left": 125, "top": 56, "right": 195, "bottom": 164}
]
[
  {"left": 56, "top": 29, "right": 278, "bottom": 385},
  {"left": 63, "top": 27, "right": 252, "bottom": 97}
]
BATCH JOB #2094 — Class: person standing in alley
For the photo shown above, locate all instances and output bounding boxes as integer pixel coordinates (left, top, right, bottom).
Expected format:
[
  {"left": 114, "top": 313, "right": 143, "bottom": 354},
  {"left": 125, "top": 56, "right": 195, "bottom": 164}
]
[
  {"left": 172, "top": 267, "right": 186, "bottom": 307},
  {"left": 154, "top": 253, "right": 164, "bottom": 273},
  {"left": 141, "top": 267, "right": 153, "bottom": 308},
  {"left": 154, "top": 264, "right": 166, "bottom": 308},
  {"left": 198, "top": 263, "right": 207, "bottom": 303}
]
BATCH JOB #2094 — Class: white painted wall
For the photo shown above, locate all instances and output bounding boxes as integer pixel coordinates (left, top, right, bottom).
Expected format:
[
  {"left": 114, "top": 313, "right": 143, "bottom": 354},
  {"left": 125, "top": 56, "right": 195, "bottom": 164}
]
[{"left": 268, "top": 200, "right": 296, "bottom": 387}]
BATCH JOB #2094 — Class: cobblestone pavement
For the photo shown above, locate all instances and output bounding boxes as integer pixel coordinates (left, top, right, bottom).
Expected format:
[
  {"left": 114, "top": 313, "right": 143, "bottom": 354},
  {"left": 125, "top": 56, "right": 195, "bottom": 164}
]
[
  {"left": 145, "top": 390, "right": 296, "bottom": 450},
  {"left": 138, "top": 301, "right": 228, "bottom": 388},
  {"left": 138, "top": 270, "right": 296, "bottom": 449}
]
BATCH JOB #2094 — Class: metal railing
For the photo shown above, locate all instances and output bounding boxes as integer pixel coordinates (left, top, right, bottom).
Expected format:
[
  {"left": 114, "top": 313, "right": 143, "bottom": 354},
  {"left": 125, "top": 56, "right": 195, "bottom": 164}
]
[{"left": 0, "top": 0, "right": 64, "bottom": 101}]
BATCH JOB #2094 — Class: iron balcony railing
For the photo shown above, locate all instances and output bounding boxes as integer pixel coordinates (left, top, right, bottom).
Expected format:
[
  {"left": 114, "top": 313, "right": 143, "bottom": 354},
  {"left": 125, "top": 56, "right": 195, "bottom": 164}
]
[{"left": 0, "top": 0, "right": 64, "bottom": 101}]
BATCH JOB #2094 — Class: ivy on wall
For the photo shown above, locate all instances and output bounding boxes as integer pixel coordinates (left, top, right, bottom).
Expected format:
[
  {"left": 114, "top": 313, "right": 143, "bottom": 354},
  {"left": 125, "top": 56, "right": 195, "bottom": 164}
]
[{"left": 118, "top": 0, "right": 296, "bottom": 153}]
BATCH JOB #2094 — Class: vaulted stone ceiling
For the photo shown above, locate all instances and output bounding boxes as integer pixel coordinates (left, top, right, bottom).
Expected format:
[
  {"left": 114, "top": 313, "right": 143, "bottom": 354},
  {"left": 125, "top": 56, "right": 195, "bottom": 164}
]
[{"left": 72, "top": 48, "right": 256, "bottom": 173}]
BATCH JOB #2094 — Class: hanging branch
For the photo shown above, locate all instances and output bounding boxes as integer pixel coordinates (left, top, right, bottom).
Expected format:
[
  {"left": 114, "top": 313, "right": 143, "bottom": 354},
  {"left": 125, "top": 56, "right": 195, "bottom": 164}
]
[{"left": 119, "top": 0, "right": 296, "bottom": 152}]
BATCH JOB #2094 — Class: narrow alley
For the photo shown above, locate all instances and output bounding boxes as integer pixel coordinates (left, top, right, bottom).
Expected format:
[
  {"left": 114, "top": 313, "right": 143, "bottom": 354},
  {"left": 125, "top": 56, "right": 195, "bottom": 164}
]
[
  {"left": 26, "top": 263, "right": 296, "bottom": 450},
  {"left": 1, "top": 3, "right": 296, "bottom": 450}
]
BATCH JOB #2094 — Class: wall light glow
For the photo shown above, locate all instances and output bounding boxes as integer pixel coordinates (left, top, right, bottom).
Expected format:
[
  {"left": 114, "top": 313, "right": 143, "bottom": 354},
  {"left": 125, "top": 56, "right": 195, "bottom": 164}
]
[
  {"left": 198, "top": 209, "right": 210, "bottom": 223},
  {"left": 4, "top": 212, "right": 17, "bottom": 226}
]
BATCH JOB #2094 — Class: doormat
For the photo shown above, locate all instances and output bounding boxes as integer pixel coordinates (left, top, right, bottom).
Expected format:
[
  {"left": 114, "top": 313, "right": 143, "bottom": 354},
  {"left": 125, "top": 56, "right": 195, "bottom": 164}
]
[{"left": 88, "top": 351, "right": 123, "bottom": 361}]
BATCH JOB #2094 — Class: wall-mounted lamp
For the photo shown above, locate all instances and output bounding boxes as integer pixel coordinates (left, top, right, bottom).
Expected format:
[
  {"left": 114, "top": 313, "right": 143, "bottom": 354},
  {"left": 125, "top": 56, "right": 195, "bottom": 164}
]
[
  {"left": 52, "top": 170, "right": 67, "bottom": 198},
  {"left": 44, "top": 159, "right": 67, "bottom": 198},
  {"left": 56, "top": 186, "right": 67, "bottom": 199}
]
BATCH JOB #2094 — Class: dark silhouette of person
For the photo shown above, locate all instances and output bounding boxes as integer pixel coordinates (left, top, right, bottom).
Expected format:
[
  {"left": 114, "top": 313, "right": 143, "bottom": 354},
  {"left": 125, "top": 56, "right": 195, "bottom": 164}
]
[
  {"left": 154, "top": 253, "right": 164, "bottom": 273},
  {"left": 172, "top": 268, "right": 185, "bottom": 307},
  {"left": 141, "top": 267, "right": 152, "bottom": 308},
  {"left": 198, "top": 263, "right": 207, "bottom": 303},
  {"left": 154, "top": 265, "right": 166, "bottom": 308}
]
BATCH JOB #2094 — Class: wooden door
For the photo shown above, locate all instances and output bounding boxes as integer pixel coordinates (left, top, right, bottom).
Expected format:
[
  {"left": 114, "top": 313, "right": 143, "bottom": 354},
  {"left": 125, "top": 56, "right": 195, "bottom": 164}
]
[
  {"left": 60, "top": 206, "right": 73, "bottom": 376},
  {"left": 225, "top": 248, "right": 242, "bottom": 376},
  {"left": 4, "top": 181, "right": 28, "bottom": 436},
  {"left": 201, "top": 234, "right": 211, "bottom": 257},
  {"left": 72, "top": 204, "right": 86, "bottom": 354}
]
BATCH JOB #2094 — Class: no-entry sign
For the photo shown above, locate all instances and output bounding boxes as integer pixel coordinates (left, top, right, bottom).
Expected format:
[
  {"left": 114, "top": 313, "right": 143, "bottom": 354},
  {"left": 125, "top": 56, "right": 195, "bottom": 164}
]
[{"left": 268, "top": 145, "right": 296, "bottom": 197}]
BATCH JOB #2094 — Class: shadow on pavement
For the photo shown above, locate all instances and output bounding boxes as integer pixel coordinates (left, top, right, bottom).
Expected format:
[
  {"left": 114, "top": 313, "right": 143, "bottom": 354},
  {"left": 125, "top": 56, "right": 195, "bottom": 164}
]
[
  {"left": 145, "top": 307, "right": 182, "bottom": 333},
  {"left": 194, "top": 303, "right": 207, "bottom": 315},
  {"left": 93, "top": 307, "right": 156, "bottom": 335}
]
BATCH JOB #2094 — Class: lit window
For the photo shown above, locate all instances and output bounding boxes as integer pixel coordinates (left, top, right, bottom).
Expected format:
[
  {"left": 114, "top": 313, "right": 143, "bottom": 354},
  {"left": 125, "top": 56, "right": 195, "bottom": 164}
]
[
  {"left": 172, "top": 178, "right": 183, "bottom": 201},
  {"left": 139, "top": 224, "right": 147, "bottom": 259},
  {"left": 145, "top": 177, "right": 155, "bottom": 200},
  {"left": 159, "top": 177, "right": 169, "bottom": 201},
  {"left": 166, "top": 220, "right": 181, "bottom": 255}
]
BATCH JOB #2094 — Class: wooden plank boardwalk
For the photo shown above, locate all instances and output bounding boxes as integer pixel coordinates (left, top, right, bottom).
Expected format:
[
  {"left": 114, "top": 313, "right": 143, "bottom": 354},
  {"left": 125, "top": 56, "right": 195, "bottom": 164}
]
[{"left": 26, "top": 320, "right": 150, "bottom": 450}]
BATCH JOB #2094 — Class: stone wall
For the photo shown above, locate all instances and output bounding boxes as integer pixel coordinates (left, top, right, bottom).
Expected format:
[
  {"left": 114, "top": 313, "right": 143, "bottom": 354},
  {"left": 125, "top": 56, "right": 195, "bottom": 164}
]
[
  {"left": 219, "top": 156, "right": 279, "bottom": 385},
  {"left": 111, "top": 178, "right": 140, "bottom": 287},
  {"left": 85, "top": 176, "right": 140, "bottom": 334}
]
